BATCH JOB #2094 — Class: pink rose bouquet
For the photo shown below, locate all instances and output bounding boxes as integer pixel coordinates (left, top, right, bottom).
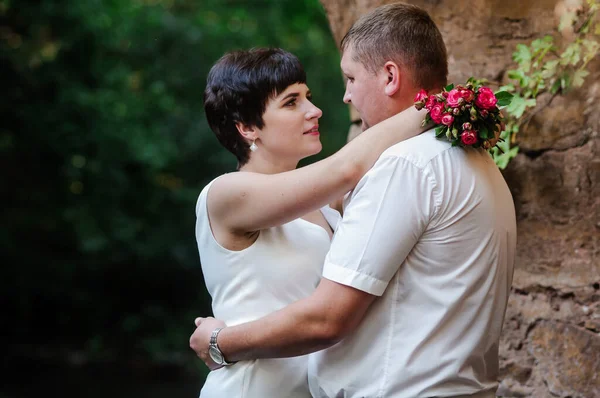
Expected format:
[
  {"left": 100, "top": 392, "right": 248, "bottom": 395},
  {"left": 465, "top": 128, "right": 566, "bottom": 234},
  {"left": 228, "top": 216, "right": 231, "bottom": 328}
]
[{"left": 414, "top": 78, "right": 513, "bottom": 150}]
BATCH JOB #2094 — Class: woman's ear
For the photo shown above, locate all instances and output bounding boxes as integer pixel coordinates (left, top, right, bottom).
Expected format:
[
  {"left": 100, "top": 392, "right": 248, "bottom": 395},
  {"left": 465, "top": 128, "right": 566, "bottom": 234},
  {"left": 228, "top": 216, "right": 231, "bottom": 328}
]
[
  {"left": 383, "top": 61, "right": 401, "bottom": 97},
  {"left": 235, "top": 122, "right": 257, "bottom": 142}
]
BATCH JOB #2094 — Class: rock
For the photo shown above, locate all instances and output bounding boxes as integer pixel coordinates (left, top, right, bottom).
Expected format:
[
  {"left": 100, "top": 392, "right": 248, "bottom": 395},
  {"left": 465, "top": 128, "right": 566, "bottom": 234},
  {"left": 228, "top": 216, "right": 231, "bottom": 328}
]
[
  {"left": 584, "top": 319, "right": 600, "bottom": 333},
  {"left": 496, "top": 379, "right": 535, "bottom": 397},
  {"left": 518, "top": 92, "right": 589, "bottom": 152},
  {"left": 503, "top": 139, "right": 600, "bottom": 292},
  {"left": 529, "top": 321, "right": 600, "bottom": 398}
]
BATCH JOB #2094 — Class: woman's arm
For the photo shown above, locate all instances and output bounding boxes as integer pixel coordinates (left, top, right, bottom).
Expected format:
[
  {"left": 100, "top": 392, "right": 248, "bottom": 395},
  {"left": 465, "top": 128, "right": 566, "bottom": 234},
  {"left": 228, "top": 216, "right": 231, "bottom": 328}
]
[{"left": 209, "top": 106, "right": 426, "bottom": 233}]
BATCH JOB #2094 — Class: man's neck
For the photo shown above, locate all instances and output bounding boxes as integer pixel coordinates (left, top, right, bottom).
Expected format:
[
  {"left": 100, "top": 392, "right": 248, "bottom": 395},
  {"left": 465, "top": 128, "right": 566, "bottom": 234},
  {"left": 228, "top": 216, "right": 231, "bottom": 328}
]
[{"left": 394, "top": 85, "right": 444, "bottom": 117}]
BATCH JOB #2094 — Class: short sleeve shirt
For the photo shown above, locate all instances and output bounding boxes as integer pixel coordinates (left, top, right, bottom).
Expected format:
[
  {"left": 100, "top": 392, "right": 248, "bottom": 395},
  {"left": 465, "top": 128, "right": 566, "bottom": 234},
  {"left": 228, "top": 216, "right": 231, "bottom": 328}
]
[{"left": 308, "top": 132, "right": 517, "bottom": 398}]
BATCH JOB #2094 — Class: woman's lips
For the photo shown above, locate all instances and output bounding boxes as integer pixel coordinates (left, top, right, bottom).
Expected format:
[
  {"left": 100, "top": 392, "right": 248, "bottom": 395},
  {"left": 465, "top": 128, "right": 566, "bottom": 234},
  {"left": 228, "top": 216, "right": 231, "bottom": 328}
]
[{"left": 304, "top": 126, "right": 320, "bottom": 135}]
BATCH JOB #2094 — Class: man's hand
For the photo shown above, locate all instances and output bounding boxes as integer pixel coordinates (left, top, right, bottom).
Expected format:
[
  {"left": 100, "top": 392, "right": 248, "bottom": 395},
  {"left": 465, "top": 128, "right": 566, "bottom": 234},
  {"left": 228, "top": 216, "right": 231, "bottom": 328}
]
[{"left": 189, "top": 316, "right": 227, "bottom": 371}]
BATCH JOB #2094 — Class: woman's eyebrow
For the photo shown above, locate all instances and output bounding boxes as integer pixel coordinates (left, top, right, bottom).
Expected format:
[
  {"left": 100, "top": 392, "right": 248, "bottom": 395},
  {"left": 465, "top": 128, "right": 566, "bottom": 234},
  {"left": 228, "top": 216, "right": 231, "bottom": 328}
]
[{"left": 280, "top": 92, "right": 299, "bottom": 102}]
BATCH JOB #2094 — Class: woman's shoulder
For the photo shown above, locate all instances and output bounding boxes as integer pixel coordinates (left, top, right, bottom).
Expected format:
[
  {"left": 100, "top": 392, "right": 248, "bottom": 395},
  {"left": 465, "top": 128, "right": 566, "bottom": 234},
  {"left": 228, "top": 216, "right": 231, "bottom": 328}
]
[
  {"left": 202, "top": 171, "right": 258, "bottom": 195},
  {"left": 196, "top": 172, "right": 257, "bottom": 217},
  {"left": 196, "top": 174, "right": 230, "bottom": 216}
]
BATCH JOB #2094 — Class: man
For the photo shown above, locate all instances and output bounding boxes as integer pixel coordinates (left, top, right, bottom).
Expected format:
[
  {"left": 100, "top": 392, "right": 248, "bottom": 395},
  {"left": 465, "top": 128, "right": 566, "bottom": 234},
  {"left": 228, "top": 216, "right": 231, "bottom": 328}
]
[{"left": 190, "top": 3, "right": 517, "bottom": 398}]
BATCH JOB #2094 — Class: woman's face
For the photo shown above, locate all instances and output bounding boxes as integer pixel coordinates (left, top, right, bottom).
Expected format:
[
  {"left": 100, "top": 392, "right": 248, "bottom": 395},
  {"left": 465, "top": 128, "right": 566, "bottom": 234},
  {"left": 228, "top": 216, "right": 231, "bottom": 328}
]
[{"left": 255, "top": 83, "right": 323, "bottom": 163}]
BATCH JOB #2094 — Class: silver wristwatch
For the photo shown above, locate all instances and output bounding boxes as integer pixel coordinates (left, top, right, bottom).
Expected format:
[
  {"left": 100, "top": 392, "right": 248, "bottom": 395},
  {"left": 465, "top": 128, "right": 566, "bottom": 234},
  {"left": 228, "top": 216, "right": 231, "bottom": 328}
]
[{"left": 208, "top": 327, "right": 236, "bottom": 366}]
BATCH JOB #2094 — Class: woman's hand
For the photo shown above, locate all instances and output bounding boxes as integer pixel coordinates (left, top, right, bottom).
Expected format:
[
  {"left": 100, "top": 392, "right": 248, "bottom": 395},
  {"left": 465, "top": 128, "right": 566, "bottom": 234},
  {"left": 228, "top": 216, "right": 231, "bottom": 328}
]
[{"left": 190, "top": 317, "right": 227, "bottom": 371}]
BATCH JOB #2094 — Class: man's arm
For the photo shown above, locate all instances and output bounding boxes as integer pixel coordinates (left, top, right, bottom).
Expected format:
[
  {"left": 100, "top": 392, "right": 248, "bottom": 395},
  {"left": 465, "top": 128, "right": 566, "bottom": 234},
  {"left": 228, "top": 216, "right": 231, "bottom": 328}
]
[
  {"left": 191, "top": 155, "right": 434, "bottom": 370},
  {"left": 190, "top": 278, "right": 376, "bottom": 369}
]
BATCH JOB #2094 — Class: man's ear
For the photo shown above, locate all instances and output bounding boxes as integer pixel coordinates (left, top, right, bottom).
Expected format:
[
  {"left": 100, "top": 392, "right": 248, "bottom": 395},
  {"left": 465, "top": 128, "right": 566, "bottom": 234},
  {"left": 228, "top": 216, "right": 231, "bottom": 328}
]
[
  {"left": 235, "top": 122, "right": 257, "bottom": 142},
  {"left": 383, "top": 61, "right": 401, "bottom": 97}
]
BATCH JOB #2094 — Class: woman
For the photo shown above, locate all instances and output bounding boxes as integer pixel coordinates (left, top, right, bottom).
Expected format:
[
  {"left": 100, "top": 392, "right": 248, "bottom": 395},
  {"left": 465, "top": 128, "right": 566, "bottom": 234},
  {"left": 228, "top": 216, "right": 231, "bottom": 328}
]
[{"left": 196, "top": 48, "right": 425, "bottom": 397}]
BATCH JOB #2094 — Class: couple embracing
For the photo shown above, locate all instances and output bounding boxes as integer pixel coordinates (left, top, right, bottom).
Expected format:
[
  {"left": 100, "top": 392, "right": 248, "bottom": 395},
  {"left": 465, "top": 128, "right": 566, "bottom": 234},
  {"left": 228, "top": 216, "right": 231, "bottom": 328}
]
[{"left": 190, "top": 2, "right": 517, "bottom": 398}]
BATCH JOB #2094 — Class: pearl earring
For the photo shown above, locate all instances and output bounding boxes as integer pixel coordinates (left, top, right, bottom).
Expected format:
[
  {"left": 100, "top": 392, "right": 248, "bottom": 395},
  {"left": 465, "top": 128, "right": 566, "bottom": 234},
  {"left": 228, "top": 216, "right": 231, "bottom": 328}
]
[{"left": 249, "top": 140, "right": 258, "bottom": 152}]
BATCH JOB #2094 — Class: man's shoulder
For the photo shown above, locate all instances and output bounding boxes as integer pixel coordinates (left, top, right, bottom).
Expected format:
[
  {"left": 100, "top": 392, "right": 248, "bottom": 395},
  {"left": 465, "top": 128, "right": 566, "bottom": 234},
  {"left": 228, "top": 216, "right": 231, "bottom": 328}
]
[{"left": 378, "top": 129, "right": 452, "bottom": 170}]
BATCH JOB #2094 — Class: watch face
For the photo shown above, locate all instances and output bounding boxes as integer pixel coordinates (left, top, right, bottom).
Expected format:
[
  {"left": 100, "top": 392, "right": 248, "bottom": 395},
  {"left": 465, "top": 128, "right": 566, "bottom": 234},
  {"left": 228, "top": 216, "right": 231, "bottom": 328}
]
[{"left": 209, "top": 346, "right": 223, "bottom": 364}]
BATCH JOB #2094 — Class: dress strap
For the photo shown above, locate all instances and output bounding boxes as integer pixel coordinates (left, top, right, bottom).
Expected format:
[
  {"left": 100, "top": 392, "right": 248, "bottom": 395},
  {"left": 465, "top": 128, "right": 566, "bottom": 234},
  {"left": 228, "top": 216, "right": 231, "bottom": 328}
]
[{"left": 320, "top": 205, "right": 342, "bottom": 231}]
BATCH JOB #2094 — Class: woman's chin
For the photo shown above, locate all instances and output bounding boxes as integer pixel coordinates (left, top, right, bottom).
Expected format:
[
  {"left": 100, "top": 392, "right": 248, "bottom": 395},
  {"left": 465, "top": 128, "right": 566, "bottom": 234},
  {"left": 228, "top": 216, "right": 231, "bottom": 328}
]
[
  {"left": 309, "top": 142, "right": 323, "bottom": 156},
  {"left": 297, "top": 143, "right": 323, "bottom": 161}
]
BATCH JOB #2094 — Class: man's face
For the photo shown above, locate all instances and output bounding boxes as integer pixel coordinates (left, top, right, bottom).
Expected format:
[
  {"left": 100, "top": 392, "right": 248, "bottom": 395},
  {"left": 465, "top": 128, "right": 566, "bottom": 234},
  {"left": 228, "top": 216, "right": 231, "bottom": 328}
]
[{"left": 340, "top": 46, "right": 388, "bottom": 131}]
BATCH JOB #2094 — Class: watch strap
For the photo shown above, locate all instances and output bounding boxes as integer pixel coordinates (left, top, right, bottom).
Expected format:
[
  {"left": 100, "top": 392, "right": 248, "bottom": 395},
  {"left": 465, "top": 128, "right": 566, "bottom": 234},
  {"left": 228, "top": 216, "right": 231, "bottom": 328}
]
[{"left": 210, "top": 327, "right": 236, "bottom": 366}]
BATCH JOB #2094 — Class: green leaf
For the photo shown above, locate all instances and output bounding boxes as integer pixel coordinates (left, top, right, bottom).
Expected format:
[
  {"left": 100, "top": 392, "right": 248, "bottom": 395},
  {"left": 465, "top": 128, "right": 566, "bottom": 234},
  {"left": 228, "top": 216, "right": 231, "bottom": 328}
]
[
  {"left": 492, "top": 130, "right": 519, "bottom": 168},
  {"left": 572, "top": 69, "right": 590, "bottom": 87},
  {"left": 549, "top": 79, "right": 559, "bottom": 94},
  {"left": 560, "top": 42, "right": 581, "bottom": 66},
  {"left": 499, "top": 83, "right": 515, "bottom": 92},
  {"left": 531, "top": 35, "right": 554, "bottom": 54},
  {"left": 541, "top": 59, "right": 559, "bottom": 79},
  {"left": 506, "top": 95, "right": 536, "bottom": 119},
  {"left": 561, "top": 73, "right": 571, "bottom": 91},
  {"left": 507, "top": 70, "right": 522, "bottom": 80},
  {"left": 480, "top": 125, "right": 490, "bottom": 139},
  {"left": 493, "top": 145, "right": 520, "bottom": 169},
  {"left": 445, "top": 83, "right": 455, "bottom": 91},
  {"left": 495, "top": 91, "right": 514, "bottom": 107},
  {"left": 435, "top": 125, "right": 447, "bottom": 137},
  {"left": 507, "top": 69, "right": 528, "bottom": 87},
  {"left": 582, "top": 39, "right": 600, "bottom": 62},
  {"left": 513, "top": 44, "right": 532, "bottom": 72}
]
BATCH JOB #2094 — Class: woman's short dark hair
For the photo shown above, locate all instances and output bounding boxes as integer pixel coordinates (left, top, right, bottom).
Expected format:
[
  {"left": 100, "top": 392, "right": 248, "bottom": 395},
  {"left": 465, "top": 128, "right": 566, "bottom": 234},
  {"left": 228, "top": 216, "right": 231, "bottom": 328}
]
[{"left": 204, "top": 48, "right": 307, "bottom": 166}]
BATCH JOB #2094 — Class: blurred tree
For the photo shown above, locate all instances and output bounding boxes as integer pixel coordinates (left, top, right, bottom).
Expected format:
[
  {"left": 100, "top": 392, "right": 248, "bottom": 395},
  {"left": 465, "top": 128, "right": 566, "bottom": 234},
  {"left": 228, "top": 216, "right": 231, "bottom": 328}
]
[{"left": 1, "top": 0, "right": 347, "bottom": 375}]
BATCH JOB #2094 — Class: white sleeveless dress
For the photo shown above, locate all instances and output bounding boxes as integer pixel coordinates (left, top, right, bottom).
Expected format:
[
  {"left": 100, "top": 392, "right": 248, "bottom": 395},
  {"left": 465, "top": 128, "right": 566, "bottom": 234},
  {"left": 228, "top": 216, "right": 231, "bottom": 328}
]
[{"left": 195, "top": 178, "right": 340, "bottom": 398}]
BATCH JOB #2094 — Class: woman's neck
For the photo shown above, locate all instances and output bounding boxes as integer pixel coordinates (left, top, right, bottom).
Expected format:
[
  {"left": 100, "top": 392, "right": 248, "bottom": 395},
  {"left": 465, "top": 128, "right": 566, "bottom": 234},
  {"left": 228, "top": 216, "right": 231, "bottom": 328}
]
[{"left": 239, "top": 154, "right": 299, "bottom": 175}]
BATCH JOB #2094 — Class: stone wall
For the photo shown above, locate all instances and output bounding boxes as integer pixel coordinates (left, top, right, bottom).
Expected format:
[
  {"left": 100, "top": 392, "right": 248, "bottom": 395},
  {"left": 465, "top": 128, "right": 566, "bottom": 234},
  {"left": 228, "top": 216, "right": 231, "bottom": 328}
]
[{"left": 319, "top": 0, "right": 600, "bottom": 396}]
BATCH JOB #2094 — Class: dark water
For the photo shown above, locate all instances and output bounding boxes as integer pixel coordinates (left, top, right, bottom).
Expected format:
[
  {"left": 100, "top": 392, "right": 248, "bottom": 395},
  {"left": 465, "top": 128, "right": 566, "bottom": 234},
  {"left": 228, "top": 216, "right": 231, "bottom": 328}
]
[{"left": 1, "top": 358, "right": 204, "bottom": 398}]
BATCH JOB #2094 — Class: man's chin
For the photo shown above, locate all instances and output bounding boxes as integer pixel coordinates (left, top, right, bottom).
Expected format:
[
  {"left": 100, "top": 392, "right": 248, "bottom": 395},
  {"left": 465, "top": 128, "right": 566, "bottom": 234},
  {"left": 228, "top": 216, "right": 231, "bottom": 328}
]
[{"left": 361, "top": 120, "right": 369, "bottom": 131}]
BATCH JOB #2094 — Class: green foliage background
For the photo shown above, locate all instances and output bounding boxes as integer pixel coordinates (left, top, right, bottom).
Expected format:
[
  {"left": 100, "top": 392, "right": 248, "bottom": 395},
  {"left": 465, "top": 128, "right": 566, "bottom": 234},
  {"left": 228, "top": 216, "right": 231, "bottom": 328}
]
[{"left": 1, "top": 0, "right": 348, "bottom": 382}]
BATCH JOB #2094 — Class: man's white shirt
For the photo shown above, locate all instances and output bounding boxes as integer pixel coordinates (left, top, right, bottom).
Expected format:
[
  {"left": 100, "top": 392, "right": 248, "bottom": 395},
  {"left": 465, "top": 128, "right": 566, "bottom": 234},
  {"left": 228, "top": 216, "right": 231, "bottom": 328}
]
[{"left": 308, "top": 131, "right": 517, "bottom": 398}]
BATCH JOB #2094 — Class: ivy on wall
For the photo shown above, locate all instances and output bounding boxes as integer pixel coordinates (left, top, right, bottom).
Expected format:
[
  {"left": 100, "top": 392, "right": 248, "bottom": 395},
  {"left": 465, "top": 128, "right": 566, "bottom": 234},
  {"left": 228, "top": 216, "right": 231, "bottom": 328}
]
[{"left": 493, "top": 0, "right": 599, "bottom": 168}]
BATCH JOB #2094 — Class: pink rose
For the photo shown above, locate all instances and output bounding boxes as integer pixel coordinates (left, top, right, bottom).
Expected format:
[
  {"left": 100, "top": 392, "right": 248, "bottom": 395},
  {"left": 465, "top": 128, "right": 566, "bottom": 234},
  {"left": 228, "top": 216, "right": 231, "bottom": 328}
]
[
  {"left": 414, "top": 89, "right": 428, "bottom": 103},
  {"left": 462, "top": 122, "right": 472, "bottom": 130},
  {"left": 441, "top": 113, "right": 454, "bottom": 126},
  {"left": 446, "top": 89, "right": 464, "bottom": 108},
  {"left": 461, "top": 130, "right": 478, "bottom": 146},
  {"left": 459, "top": 88, "right": 475, "bottom": 103},
  {"left": 425, "top": 95, "right": 437, "bottom": 111},
  {"left": 430, "top": 103, "right": 444, "bottom": 124},
  {"left": 475, "top": 87, "right": 498, "bottom": 110}
]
